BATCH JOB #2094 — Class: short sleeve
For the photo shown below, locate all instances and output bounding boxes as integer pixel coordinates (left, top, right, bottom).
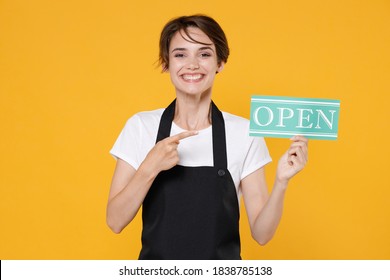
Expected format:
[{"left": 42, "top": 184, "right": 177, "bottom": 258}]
[
  {"left": 240, "top": 136, "right": 272, "bottom": 180},
  {"left": 110, "top": 115, "right": 141, "bottom": 170}
]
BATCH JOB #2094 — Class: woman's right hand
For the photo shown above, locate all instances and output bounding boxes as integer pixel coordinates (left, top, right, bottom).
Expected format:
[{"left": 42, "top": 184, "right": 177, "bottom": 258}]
[
  {"left": 142, "top": 131, "right": 198, "bottom": 175},
  {"left": 106, "top": 130, "right": 198, "bottom": 233}
]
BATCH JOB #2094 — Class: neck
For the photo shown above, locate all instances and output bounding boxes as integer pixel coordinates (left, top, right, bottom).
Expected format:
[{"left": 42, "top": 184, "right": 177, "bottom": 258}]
[{"left": 174, "top": 93, "right": 212, "bottom": 131}]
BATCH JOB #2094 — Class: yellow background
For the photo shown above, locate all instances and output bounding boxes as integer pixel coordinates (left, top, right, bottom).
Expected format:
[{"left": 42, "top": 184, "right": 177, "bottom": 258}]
[{"left": 1, "top": 0, "right": 389, "bottom": 259}]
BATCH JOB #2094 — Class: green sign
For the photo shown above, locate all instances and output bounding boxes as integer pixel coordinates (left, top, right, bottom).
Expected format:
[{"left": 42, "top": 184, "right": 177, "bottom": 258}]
[{"left": 250, "top": 96, "right": 340, "bottom": 140}]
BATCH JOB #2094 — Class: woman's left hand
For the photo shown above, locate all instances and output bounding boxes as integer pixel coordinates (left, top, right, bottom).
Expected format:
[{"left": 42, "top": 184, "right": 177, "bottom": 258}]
[{"left": 276, "top": 135, "right": 308, "bottom": 184}]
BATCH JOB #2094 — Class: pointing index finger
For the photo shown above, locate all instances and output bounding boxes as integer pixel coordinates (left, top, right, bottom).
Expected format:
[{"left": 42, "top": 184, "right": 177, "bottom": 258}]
[{"left": 170, "top": 130, "right": 199, "bottom": 142}]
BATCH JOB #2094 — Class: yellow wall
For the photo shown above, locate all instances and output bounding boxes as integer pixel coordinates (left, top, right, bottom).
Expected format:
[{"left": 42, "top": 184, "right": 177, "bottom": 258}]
[{"left": 1, "top": 0, "right": 389, "bottom": 259}]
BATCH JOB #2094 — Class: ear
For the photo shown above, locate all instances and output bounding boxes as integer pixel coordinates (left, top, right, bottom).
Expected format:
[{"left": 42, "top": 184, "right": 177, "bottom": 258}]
[{"left": 216, "top": 62, "right": 225, "bottom": 73}]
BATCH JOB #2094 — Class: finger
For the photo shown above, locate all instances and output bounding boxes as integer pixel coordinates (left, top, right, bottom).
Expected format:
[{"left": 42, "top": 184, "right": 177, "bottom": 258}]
[
  {"left": 290, "top": 141, "right": 307, "bottom": 150},
  {"left": 291, "top": 145, "right": 307, "bottom": 157},
  {"left": 289, "top": 154, "right": 304, "bottom": 170},
  {"left": 289, "top": 142, "right": 308, "bottom": 160},
  {"left": 287, "top": 154, "right": 295, "bottom": 166},
  {"left": 288, "top": 146, "right": 301, "bottom": 156},
  {"left": 287, "top": 147, "right": 305, "bottom": 165},
  {"left": 290, "top": 139, "right": 308, "bottom": 146},
  {"left": 169, "top": 130, "right": 199, "bottom": 142},
  {"left": 293, "top": 146, "right": 307, "bottom": 164},
  {"left": 290, "top": 135, "right": 309, "bottom": 145},
  {"left": 168, "top": 142, "right": 179, "bottom": 151}
]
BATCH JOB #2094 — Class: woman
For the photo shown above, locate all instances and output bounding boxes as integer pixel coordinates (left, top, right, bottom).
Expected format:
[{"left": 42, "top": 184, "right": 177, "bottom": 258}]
[{"left": 107, "top": 15, "right": 308, "bottom": 260}]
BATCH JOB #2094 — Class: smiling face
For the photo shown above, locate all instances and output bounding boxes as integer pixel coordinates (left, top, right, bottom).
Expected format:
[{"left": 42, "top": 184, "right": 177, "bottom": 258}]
[{"left": 167, "top": 27, "right": 224, "bottom": 98}]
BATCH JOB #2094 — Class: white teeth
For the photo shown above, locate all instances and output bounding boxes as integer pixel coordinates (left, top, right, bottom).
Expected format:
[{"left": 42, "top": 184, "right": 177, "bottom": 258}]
[{"left": 182, "top": 74, "right": 203, "bottom": 81}]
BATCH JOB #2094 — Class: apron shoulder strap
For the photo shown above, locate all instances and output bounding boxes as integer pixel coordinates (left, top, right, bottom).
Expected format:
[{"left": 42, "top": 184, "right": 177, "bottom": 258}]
[
  {"left": 211, "top": 101, "right": 228, "bottom": 169},
  {"left": 156, "top": 100, "right": 175, "bottom": 143}
]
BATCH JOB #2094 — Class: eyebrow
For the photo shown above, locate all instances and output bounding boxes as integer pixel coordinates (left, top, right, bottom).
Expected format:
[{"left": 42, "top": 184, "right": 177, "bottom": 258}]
[{"left": 171, "top": 46, "right": 215, "bottom": 53}]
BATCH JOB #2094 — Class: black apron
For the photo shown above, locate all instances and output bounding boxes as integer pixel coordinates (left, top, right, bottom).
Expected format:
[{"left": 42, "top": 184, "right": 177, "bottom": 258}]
[{"left": 139, "top": 100, "right": 241, "bottom": 260}]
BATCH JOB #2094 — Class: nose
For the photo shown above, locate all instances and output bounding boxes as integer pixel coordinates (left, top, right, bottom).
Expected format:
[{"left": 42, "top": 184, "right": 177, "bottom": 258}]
[{"left": 186, "top": 57, "right": 200, "bottom": 70}]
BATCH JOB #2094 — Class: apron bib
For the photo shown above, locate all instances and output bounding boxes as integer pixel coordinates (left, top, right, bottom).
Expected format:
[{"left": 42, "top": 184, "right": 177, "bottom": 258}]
[{"left": 139, "top": 100, "right": 241, "bottom": 260}]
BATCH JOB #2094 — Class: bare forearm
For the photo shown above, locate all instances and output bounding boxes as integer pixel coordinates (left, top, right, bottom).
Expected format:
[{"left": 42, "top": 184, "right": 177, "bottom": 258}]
[
  {"left": 251, "top": 179, "right": 288, "bottom": 245},
  {"left": 244, "top": 137, "right": 308, "bottom": 245},
  {"left": 106, "top": 164, "right": 157, "bottom": 234}
]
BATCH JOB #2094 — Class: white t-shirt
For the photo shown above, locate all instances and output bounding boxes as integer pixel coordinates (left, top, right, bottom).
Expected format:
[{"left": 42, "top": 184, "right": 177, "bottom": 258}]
[{"left": 110, "top": 109, "right": 272, "bottom": 200}]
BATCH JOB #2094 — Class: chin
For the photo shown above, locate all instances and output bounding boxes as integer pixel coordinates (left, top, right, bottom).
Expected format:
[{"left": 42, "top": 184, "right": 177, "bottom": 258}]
[{"left": 177, "top": 87, "right": 212, "bottom": 97}]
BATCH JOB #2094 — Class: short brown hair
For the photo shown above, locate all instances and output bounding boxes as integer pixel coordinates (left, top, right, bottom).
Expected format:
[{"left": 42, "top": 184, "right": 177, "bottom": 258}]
[{"left": 159, "top": 14, "right": 229, "bottom": 71}]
